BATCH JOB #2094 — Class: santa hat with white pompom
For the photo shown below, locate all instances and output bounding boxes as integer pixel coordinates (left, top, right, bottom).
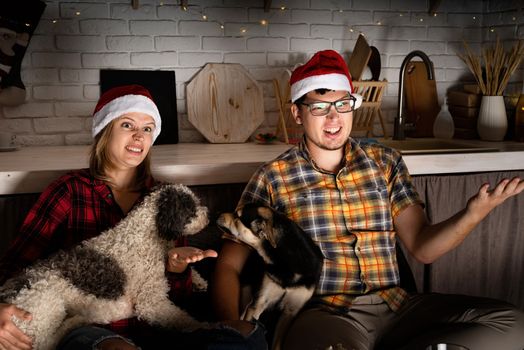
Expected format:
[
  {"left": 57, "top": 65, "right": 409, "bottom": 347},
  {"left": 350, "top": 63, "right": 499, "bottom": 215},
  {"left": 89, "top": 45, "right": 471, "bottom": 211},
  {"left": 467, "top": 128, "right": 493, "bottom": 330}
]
[
  {"left": 289, "top": 50, "right": 362, "bottom": 109},
  {"left": 92, "top": 84, "right": 162, "bottom": 143}
]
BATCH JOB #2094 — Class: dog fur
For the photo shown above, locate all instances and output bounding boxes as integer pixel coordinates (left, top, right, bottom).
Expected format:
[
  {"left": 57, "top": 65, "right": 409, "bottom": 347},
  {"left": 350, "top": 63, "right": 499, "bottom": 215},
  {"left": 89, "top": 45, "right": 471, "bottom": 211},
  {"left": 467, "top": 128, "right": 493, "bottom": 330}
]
[
  {"left": 0, "top": 183, "right": 210, "bottom": 350},
  {"left": 217, "top": 203, "right": 324, "bottom": 350}
]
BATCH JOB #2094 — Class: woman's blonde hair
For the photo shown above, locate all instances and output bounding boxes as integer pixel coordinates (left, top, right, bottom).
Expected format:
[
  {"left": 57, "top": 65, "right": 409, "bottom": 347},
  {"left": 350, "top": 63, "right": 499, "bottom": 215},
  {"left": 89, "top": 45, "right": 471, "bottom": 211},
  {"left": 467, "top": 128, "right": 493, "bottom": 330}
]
[{"left": 89, "top": 120, "right": 152, "bottom": 191}]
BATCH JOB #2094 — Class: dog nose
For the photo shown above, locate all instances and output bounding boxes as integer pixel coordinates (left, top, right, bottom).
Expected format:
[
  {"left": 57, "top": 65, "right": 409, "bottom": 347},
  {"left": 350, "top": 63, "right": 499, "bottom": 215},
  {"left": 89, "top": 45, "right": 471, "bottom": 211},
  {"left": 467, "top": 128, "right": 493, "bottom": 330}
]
[
  {"left": 216, "top": 213, "right": 228, "bottom": 227},
  {"left": 216, "top": 213, "right": 234, "bottom": 228}
]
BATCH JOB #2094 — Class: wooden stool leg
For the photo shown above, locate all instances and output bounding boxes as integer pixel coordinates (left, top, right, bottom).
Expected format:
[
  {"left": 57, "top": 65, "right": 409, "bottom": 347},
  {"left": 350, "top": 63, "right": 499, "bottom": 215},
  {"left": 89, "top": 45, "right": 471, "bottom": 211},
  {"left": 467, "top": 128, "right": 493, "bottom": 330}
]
[
  {"left": 377, "top": 108, "right": 388, "bottom": 138},
  {"left": 273, "top": 79, "right": 289, "bottom": 144}
]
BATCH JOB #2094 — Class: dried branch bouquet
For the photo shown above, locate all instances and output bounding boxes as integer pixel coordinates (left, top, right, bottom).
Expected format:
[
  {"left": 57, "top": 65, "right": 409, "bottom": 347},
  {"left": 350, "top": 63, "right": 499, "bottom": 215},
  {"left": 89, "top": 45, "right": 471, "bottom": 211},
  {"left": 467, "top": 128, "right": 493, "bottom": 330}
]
[{"left": 458, "top": 39, "right": 524, "bottom": 96}]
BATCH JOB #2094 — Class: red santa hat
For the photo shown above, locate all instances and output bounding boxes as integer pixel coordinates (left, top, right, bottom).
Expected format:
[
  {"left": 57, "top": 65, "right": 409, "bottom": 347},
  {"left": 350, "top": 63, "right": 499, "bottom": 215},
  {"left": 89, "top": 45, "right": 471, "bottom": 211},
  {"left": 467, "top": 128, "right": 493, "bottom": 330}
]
[
  {"left": 92, "top": 84, "right": 162, "bottom": 142},
  {"left": 290, "top": 50, "right": 362, "bottom": 109}
]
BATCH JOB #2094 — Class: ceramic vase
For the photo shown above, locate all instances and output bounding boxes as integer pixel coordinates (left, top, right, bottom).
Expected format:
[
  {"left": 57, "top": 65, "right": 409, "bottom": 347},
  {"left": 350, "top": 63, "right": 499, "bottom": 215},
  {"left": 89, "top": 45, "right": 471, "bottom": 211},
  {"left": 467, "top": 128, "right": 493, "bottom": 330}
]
[{"left": 477, "top": 95, "right": 507, "bottom": 141}]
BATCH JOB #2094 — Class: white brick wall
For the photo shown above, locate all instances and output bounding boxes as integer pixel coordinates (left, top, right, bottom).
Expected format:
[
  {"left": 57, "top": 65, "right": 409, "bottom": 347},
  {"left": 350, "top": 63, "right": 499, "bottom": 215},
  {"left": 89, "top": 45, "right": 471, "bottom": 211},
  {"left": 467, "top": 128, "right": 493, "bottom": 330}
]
[{"left": 0, "top": 0, "right": 522, "bottom": 145}]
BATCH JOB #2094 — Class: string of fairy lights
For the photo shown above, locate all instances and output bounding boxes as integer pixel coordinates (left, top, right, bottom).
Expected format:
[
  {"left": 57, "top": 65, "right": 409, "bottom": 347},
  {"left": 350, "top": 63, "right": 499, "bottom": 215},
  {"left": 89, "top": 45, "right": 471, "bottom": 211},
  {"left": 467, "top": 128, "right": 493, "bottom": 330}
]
[{"left": 43, "top": 1, "right": 524, "bottom": 38}]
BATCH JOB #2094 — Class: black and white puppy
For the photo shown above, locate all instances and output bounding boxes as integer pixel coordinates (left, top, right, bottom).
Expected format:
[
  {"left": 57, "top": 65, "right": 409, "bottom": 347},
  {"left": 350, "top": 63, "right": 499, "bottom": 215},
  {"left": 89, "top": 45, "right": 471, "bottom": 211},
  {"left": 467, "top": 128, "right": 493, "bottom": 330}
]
[{"left": 217, "top": 203, "right": 323, "bottom": 350}]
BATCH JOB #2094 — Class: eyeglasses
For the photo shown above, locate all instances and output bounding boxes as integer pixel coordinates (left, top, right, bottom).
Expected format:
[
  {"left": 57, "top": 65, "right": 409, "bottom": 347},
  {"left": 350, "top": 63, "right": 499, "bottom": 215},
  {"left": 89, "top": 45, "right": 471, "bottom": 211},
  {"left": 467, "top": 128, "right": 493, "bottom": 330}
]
[{"left": 299, "top": 96, "right": 357, "bottom": 116}]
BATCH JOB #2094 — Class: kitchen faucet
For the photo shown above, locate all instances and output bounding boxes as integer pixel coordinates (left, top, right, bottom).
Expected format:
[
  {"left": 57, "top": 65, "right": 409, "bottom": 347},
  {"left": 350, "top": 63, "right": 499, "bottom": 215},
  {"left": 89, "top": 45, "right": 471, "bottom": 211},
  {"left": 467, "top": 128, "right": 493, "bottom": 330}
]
[{"left": 394, "top": 50, "right": 434, "bottom": 140}]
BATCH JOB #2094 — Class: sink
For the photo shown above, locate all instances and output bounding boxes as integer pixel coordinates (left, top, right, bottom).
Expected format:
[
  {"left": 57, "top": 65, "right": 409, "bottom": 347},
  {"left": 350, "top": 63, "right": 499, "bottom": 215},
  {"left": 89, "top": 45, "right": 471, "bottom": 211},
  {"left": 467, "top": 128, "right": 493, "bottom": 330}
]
[{"left": 371, "top": 138, "right": 500, "bottom": 155}]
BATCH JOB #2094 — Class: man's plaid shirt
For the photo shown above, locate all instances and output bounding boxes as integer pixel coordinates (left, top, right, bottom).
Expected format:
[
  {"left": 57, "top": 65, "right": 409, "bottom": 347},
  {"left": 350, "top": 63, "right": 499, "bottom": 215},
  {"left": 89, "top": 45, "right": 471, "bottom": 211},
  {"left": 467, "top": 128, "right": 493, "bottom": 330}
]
[{"left": 238, "top": 138, "right": 423, "bottom": 311}]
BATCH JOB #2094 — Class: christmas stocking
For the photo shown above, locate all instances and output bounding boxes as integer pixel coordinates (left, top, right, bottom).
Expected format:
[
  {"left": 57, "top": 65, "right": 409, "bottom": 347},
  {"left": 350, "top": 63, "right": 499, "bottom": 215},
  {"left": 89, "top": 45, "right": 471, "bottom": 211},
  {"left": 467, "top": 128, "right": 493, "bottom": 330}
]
[{"left": 0, "top": 0, "right": 46, "bottom": 106}]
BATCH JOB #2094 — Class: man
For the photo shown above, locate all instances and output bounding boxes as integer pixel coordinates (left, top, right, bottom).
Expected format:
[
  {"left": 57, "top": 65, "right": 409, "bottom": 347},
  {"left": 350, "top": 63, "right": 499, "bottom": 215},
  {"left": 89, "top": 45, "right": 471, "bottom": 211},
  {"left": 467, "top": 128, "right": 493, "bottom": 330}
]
[{"left": 212, "top": 50, "right": 524, "bottom": 349}]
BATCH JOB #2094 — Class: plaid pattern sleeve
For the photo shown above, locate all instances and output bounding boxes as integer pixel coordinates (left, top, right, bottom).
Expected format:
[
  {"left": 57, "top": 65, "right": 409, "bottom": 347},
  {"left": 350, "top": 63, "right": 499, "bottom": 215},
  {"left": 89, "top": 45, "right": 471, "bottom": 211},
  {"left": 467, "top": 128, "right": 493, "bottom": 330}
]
[
  {"left": 0, "top": 170, "right": 124, "bottom": 283},
  {"left": 234, "top": 140, "right": 422, "bottom": 311},
  {"left": 0, "top": 176, "right": 73, "bottom": 284},
  {"left": 238, "top": 165, "right": 272, "bottom": 209},
  {"left": 365, "top": 144, "right": 423, "bottom": 218}
]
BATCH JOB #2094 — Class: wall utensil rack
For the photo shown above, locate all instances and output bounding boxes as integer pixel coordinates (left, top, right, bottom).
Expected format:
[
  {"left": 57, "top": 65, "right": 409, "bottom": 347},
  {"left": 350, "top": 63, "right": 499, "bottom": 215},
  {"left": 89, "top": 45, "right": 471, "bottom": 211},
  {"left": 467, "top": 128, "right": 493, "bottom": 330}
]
[{"left": 352, "top": 80, "right": 388, "bottom": 138}]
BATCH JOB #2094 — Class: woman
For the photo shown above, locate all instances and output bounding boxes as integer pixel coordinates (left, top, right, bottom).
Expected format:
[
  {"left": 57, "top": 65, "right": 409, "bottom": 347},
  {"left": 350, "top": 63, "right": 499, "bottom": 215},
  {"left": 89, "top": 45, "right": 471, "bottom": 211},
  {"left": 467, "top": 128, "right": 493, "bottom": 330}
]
[{"left": 0, "top": 85, "right": 219, "bottom": 350}]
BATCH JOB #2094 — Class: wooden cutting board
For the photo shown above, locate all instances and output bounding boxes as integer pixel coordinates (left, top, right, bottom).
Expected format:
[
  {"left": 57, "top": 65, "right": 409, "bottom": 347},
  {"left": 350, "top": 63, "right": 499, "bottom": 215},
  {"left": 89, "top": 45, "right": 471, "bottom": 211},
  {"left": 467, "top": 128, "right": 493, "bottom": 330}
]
[
  {"left": 348, "top": 34, "right": 372, "bottom": 81},
  {"left": 404, "top": 61, "right": 440, "bottom": 137},
  {"left": 187, "top": 63, "right": 265, "bottom": 143}
]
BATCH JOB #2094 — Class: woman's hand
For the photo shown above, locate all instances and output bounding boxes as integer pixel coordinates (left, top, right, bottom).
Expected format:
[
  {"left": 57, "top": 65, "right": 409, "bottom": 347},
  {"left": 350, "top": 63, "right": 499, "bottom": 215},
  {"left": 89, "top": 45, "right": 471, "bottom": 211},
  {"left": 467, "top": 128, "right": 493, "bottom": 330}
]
[
  {"left": 166, "top": 246, "right": 218, "bottom": 273},
  {"left": 0, "top": 304, "right": 32, "bottom": 350}
]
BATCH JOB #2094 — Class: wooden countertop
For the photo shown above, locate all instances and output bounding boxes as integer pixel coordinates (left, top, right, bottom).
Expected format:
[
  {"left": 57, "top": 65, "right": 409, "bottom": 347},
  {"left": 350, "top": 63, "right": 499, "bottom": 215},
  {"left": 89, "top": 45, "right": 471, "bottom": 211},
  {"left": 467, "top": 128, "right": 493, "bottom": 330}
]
[{"left": 1, "top": 140, "right": 524, "bottom": 195}]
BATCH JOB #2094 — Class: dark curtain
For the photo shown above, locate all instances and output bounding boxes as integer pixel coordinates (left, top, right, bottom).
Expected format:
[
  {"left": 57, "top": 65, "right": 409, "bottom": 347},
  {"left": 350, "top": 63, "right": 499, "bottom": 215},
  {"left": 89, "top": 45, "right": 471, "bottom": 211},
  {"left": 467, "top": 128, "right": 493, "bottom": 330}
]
[{"left": 410, "top": 170, "right": 524, "bottom": 310}]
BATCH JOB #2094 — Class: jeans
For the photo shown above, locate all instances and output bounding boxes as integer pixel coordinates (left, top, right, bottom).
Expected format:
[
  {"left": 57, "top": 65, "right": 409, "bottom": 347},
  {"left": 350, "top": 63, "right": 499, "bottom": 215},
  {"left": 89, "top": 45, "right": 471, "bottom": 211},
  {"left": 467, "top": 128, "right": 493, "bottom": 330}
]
[
  {"left": 56, "top": 326, "right": 137, "bottom": 349},
  {"left": 57, "top": 321, "right": 268, "bottom": 350}
]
